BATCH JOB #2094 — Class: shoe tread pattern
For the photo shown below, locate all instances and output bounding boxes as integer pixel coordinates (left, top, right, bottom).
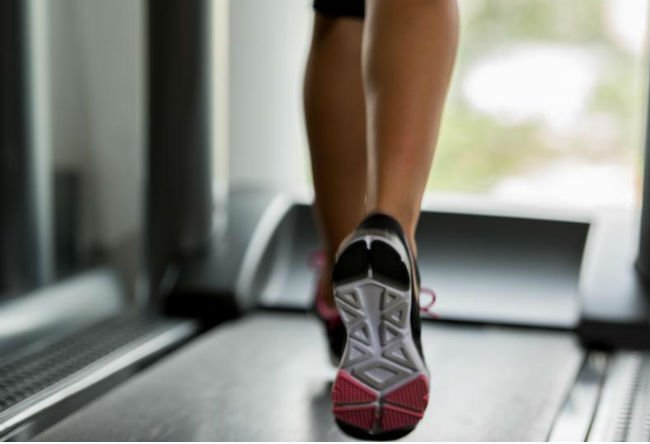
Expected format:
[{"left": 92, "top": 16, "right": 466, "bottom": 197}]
[{"left": 331, "top": 235, "right": 429, "bottom": 437}]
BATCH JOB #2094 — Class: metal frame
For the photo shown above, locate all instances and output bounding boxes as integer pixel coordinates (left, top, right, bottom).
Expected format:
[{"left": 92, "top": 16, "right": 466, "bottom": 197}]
[
  {"left": 637, "top": 67, "right": 650, "bottom": 285},
  {"left": 588, "top": 352, "right": 649, "bottom": 441},
  {"left": 547, "top": 352, "right": 608, "bottom": 441},
  {"left": 144, "top": 0, "right": 216, "bottom": 306},
  {"left": 0, "top": 0, "right": 52, "bottom": 296},
  {"left": 0, "top": 317, "right": 198, "bottom": 441},
  {"left": 577, "top": 65, "right": 650, "bottom": 349},
  {"left": 0, "top": 269, "right": 126, "bottom": 355}
]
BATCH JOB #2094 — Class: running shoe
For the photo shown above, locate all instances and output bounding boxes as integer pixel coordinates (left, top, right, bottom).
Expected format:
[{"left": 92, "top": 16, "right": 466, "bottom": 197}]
[
  {"left": 311, "top": 252, "right": 346, "bottom": 365},
  {"left": 330, "top": 213, "right": 429, "bottom": 439}
]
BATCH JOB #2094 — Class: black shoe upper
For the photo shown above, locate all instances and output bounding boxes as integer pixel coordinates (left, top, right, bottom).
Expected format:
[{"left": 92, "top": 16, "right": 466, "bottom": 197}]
[
  {"left": 313, "top": 277, "right": 346, "bottom": 364},
  {"left": 326, "top": 319, "right": 345, "bottom": 363},
  {"left": 356, "top": 213, "right": 425, "bottom": 360}
]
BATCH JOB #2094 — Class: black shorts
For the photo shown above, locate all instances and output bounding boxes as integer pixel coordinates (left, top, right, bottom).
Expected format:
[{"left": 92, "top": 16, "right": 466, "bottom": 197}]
[{"left": 313, "top": 0, "right": 365, "bottom": 19}]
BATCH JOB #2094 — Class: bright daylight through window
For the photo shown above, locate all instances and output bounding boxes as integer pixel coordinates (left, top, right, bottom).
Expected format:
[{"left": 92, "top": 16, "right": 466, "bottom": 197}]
[{"left": 428, "top": 0, "right": 649, "bottom": 210}]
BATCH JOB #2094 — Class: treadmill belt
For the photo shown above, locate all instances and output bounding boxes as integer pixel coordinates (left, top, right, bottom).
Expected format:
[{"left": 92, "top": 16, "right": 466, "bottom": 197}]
[{"left": 34, "top": 313, "right": 583, "bottom": 441}]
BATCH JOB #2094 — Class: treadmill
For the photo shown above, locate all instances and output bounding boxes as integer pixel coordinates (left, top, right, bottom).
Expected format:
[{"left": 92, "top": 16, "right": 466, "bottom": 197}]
[{"left": 1, "top": 0, "right": 650, "bottom": 441}]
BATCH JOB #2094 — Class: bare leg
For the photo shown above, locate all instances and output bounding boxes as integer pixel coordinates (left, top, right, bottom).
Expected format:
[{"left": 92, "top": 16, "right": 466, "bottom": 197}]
[
  {"left": 364, "top": 0, "right": 459, "bottom": 252},
  {"left": 304, "top": 15, "right": 366, "bottom": 302}
]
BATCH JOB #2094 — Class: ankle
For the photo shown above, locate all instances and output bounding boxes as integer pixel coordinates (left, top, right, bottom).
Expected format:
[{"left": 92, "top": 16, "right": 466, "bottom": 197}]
[
  {"left": 320, "top": 263, "right": 334, "bottom": 307},
  {"left": 406, "top": 234, "right": 418, "bottom": 257}
]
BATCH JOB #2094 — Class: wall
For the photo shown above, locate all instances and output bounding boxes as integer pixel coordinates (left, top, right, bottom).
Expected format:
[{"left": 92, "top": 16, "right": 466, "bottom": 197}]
[{"left": 228, "top": 0, "right": 312, "bottom": 191}]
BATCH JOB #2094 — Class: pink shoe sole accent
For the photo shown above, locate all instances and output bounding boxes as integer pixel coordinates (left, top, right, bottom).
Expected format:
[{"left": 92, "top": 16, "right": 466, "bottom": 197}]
[
  {"left": 380, "top": 376, "right": 429, "bottom": 431},
  {"left": 332, "top": 370, "right": 378, "bottom": 404},
  {"left": 380, "top": 404, "right": 424, "bottom": 430},
  {"left": 384, "top": 374, "right": 429, "bottom": 411},
  {"left": 332, "top": 371, "right": 429, "bottom": 434},
  {"left": 332, "top": 405, "right": 377, "bottom": 430}
]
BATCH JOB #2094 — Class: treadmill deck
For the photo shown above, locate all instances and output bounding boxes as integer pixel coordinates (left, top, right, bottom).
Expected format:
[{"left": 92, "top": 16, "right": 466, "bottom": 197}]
[{"left": 35, "top": 313, "right": 583, "bottom": 441}]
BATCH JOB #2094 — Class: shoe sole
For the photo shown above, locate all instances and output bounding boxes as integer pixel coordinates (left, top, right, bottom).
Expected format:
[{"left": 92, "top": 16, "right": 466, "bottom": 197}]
[{"left": 331, "top": 233, "right": 429, "bottom": 438}]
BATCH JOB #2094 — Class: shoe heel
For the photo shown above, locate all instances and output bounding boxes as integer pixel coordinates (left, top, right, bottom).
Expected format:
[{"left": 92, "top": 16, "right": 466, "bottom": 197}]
[
  {"left": 331, "top": 369, "right": 429, "bottom": 434},
  {"left": 331, "top": 236, "right": 429, "bottom": 436}
]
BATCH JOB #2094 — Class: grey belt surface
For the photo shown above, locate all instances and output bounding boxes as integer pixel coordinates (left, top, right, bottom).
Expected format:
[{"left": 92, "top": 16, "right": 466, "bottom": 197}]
[{"left": 34, "top": 313, "right": 583, "bottom": 441}]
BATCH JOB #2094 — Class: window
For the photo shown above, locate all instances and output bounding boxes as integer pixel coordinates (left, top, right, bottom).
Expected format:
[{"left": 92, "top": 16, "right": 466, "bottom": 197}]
[{"left": 430, "top": 0, "right": 649, "bottom": 210}]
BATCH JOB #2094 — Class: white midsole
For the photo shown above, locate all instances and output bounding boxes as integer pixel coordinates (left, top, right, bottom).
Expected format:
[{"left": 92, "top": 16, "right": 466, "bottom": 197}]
[{"left": 333, "top": 233, "right": 428, "bottom": 398}]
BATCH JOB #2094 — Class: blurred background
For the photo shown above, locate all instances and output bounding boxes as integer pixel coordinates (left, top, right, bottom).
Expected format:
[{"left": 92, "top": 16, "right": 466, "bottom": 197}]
[
  {"left": 15, "top": 0, "right": 650, "bottom": 296},
  {"left": 435, "top": 0, "right": 649, "bottom": 209}
]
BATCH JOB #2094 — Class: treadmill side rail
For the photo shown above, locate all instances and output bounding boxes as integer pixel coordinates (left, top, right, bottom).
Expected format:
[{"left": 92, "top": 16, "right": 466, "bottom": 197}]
[
  {"left": 578, "top": 212, "right": 650, "bottom": 349},
  {"left": 167, "top": 187, "right": 287, "bottom": 320},
  {"left": 548, "top": 352, "right": 608, "bottom": 441},
  {"left": 0, "top": 315, "right": 198, "bottom": 441},
  {"left": 588, "top": 352, "right": 650, "bottom": 441}
]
